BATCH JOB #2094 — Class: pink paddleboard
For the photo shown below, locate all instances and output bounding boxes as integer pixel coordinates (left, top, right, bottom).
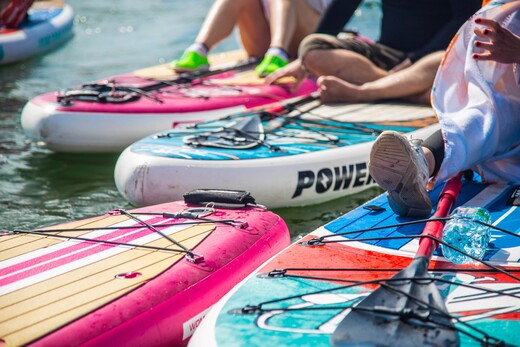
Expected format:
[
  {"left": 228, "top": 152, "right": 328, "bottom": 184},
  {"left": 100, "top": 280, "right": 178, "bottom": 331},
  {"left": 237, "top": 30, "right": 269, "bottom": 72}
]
[
  {"left": 0, "top": 191, "right": 290, "bottom": 346},
  {"left": 20, "top": 50, "right": 316, "bottom": 152}
]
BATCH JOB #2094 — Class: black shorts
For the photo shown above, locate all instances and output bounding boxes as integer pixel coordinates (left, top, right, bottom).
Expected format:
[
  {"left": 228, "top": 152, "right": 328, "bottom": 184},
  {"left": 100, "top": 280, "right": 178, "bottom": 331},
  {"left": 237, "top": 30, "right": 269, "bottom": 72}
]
[{"left": 298, "top": 33, "right": 407, "bottom": 71}]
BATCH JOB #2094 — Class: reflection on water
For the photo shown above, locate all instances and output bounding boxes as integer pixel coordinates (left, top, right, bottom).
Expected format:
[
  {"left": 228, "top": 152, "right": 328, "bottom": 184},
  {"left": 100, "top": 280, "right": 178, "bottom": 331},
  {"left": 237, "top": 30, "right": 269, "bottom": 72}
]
[
  {"left": 0, "top": 0, "right": 382, "bottom": 237},
  {"left": 1, "top": 151, "right": 130, "bottom": 230}
]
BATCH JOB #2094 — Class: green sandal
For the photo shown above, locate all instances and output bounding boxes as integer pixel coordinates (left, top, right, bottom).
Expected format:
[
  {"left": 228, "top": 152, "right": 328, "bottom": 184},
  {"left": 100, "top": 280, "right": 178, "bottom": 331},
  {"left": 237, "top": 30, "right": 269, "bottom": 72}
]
[
  {"left": 255, "top": 54, "right": 288, "bottom": 77},
  {"left": 171, "top": 51, "right": 209, "bottom": 73}
]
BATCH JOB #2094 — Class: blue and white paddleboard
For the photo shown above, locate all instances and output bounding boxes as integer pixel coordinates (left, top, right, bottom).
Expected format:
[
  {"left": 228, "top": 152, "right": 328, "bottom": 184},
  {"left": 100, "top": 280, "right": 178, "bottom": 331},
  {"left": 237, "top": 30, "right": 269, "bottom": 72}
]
[
  {"left": 115, "top": 97, "right": 439, "bottom": 208},
  {"left": 189, "top": 179, "right": 520, "bottom": 347},
  {"left": 0, "top": 3, "right": 73, "bottom": 65}
]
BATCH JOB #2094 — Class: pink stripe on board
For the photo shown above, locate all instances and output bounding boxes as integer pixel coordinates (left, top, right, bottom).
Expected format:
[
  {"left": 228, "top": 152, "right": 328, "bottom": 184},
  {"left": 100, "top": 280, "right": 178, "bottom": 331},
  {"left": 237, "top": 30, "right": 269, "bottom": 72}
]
[
  {"left": 0, "top": 217, "right": 175, "bottom": 286},
  {"left": 0, "top": 216, "right": 165, "bottom": 276}
]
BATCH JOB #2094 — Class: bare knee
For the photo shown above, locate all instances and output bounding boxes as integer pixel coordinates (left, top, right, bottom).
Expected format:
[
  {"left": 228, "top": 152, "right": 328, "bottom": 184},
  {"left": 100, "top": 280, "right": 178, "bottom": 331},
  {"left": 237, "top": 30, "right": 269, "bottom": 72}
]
[{"left": 301, "top": 49, "right": 321, "bottom": 71}]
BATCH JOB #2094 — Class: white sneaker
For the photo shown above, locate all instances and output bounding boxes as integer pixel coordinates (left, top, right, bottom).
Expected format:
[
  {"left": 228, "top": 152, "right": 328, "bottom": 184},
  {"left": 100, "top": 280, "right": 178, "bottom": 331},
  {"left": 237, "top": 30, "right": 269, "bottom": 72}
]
[{"left": 369, "top": 131, "right": 431, "bottom": 217}]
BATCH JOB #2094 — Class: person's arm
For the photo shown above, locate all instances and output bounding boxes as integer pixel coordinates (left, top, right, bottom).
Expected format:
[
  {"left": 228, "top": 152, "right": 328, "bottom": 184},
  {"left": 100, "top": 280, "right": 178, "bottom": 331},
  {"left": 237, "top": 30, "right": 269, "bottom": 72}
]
[
  {"left": 407, "top": 0, "right": 480, "bottom": 62},
  {"left": 314, "top": 0, "right": 362, "bottom": 35}
]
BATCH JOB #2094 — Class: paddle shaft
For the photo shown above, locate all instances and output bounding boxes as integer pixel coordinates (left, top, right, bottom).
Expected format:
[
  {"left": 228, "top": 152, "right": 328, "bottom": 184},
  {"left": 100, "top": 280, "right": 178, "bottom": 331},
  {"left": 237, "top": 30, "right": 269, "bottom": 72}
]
[
  {"left": 416, "top": 172, "right": 463, "bottom": 259},
  {"left": 140, "top": 59, "right": 259, "bottom": 92},
  {"left": 263, "top": 92, "right": 319, "bottom": 114}
]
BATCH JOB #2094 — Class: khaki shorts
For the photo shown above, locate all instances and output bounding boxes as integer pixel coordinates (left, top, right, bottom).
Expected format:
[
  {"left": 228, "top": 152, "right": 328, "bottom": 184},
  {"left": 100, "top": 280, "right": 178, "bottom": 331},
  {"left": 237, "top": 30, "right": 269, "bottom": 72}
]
[{"left": 298, "top": 33, "right": 407, "bottom": 71}]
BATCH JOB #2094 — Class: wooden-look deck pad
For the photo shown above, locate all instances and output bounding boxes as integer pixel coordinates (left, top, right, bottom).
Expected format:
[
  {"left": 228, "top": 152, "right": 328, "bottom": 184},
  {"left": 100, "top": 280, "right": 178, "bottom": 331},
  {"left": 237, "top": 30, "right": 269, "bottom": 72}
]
[
  {"left": 133, "top": 50, "right": 248, "bottom": 80},
  {"left": 0, "top": 212, "right": 214, "bottom": 346}
]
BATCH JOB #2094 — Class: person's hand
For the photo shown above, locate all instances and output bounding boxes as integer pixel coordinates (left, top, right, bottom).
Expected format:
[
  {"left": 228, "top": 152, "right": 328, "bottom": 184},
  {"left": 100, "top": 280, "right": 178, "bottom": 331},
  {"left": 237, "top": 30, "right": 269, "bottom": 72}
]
[
  {"left": 473, "top": 17, "right": 520, "bottom": 64},
  {"left": 389, "top": 57, "right": 412, "bottom": 73},
  {"left": 264, "top": 59, "right": 307, "bottom": 92}
]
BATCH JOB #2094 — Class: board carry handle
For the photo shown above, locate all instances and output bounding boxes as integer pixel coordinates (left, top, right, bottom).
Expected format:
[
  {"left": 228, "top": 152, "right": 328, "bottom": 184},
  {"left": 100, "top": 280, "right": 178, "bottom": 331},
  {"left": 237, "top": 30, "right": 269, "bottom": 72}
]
[{"left": 183, "top": 189, "right": 262, "bottom": 208}]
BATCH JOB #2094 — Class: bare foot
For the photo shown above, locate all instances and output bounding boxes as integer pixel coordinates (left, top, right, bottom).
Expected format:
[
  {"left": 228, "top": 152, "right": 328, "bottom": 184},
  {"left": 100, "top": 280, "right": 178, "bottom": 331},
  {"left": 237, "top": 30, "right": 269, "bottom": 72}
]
[
  {"left": 317, "top": 76, "right": 368, "bottom": 103},
  {"left": 318, "top": 75, "right": 432, "bottom": 105}
]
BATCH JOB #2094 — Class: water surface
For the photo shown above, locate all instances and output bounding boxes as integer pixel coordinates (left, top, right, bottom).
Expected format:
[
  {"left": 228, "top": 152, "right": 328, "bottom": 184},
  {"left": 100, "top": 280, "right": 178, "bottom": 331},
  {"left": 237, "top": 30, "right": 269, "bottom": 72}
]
[{"left": 0, "top": 0, "right": 382, "bottom": 237}]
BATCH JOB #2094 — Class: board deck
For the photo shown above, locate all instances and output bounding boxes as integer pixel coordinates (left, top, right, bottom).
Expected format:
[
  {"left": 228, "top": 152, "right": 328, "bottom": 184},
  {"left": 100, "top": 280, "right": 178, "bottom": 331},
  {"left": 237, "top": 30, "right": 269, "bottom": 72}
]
[
  {"left": 133, "top": 50, "right": 247, "bottom": 80},
  {"left": 0, "top": 199, "right": 290, "bottom": 346},
  {"left": 133, "top": 50, "right": 295, "bottom": 85},
  {"left": 189, "top": 180, "right": 520, "bottom": 347},
  {"left": 115, "top": 99, "right": 439, "bottom": 208},
  {"left": 1, "top": 213, "right": 213, "bottom": 346},
  {"left": 124, "top": 99, "right": 438, "bottom": 160}
]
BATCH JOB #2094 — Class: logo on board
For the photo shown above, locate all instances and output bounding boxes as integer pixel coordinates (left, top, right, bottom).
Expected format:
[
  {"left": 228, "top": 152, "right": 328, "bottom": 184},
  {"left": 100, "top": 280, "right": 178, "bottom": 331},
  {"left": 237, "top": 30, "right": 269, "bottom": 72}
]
[{"left": 292, "top": 162, "right": 374, "bottom": 198}]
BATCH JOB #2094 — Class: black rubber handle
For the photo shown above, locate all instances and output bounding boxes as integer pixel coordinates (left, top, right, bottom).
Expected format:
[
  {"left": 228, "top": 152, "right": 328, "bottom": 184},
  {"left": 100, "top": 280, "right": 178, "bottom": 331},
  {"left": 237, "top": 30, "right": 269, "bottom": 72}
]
[{"left": 183, "top": 189, "right": 257, "bottom": 206}]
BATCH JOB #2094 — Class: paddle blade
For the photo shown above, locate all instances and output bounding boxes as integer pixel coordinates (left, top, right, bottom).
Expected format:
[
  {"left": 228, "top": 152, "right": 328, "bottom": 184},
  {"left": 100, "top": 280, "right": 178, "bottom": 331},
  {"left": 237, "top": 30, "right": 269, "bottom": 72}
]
[{"left": 331, "top": 257, "right": 459, "bottom": 347}]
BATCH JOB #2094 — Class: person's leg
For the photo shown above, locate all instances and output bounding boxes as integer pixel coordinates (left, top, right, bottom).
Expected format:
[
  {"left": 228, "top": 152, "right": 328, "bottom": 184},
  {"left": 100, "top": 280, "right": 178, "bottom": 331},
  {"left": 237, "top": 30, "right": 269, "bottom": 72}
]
[
  {"left": 172, "top": 0, "right": 270, "bottom": 71},
  {"left": 298, "top": 34, "right": 395, "bottom": 85},
  {"left": 0, "top": 0, "right": 34, "bottom": 28},
  {"left": 304, "top": 48, "right": 388, "bottom": 85},
  {"left": 255, "top": 0, "right": 321, "bottom": 76},
  {"left": 422, "top": 128, "right": 445, "bottom": 177},
  {"left": 297, "top": 33, "right": 408, "bottom": 85},
  {"left": 369, "top": 129, "right": 444, "bottom": 217},
  {"left": 268, "top": 0, "right": 321, "bottom": 58},
  {"left": 193, "top": 0, "right": 269, "bottom": 55},
  {"left": 234, "top": 0, "right": 271, "bottom": 58},
  {"left": 318, "top": 51, "right": 445, "bottom": 104}
]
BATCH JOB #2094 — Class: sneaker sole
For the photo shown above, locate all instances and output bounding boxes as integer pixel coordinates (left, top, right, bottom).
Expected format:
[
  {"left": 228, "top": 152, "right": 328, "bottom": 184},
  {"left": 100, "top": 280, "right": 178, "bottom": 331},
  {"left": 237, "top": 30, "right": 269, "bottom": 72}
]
[
  {"left": 171, "top": 65, "right": 210, "bottom": 74},
  {"left": 369, "top": 131, "right": 432, "bottom": 217}
]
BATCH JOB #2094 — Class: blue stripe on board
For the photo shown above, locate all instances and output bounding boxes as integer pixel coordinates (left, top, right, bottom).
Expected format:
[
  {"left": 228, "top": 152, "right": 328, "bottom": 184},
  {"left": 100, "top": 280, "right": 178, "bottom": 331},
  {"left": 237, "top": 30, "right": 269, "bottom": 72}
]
[
  {"left": 325, "top": 184, "right": 444, "bottom": 251},
  {"left": 324, "top": 193, "right": 389, "bottom": 234},
  {"left": 483, "top": 186, "right": 520, "bottom": 261},
  {"left": 325, "top": 180, "right": 506, "bottom": 253}
]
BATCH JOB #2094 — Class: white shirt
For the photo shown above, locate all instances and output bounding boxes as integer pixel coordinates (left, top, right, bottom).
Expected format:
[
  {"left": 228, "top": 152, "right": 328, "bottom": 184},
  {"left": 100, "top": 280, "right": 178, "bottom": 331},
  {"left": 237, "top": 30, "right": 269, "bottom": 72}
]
[{"left": 432, "top": 0, "right": 520, "bottom": 184}]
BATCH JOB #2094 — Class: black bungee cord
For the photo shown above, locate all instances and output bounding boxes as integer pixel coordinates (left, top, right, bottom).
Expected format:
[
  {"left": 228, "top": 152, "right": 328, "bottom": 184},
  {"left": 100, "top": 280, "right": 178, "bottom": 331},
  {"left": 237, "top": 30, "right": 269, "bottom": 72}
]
[
  {"left": 3, "top": 207, "right": 248, "bottom": 263},
  {"left": 228, "top": 219, "right": 520, "bottom": 346}
]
